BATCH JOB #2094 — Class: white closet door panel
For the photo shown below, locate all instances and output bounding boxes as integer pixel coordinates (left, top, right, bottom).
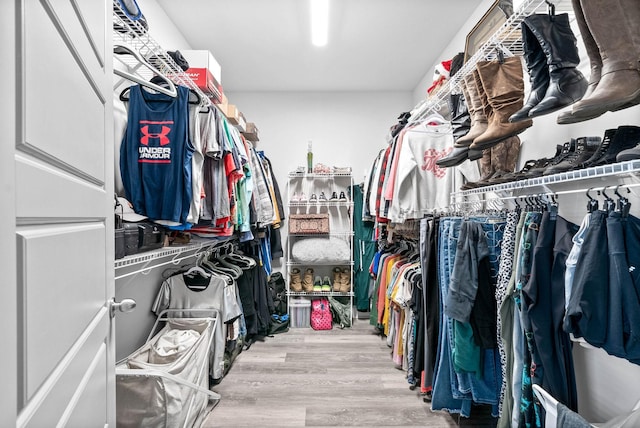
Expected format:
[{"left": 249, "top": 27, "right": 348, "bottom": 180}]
[
  {"left": 19, "top": 314, "right": 109, "bottom": 428},
  {"left": 17, "top": 223, "right": 106, "bottom": 399},
  {"left": 23, "top": 0, "right": 106, "bottom": 182},
  {"left": 15, "top": 154, "right": 106, "bottom": 219},
  {"left": 63, "top": 348, "right": 108, "bottom": 428},
  {"left": 50, "top": 0, "right": 107, "bottom": 62}
]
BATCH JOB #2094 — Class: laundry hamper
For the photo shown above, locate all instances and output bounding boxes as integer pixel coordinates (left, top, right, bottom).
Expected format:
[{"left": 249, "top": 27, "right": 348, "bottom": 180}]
[{"left": 116, "top": 309, "right": 220, "bottom": 428}]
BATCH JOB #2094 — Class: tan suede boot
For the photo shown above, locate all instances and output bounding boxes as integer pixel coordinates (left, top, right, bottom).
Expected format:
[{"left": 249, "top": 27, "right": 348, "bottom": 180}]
[
  {"left": 454, "top": 72, "right": 489, "bottom": 147},
  {"left": 471, "top": 58, "right": 532, "bottom": 150},
  {"left": 340, "top": 268, "right": 352, "bottom": 293},
  {"left": 332, "top": 267, "right": 343, "bottom": 292},
  {"left": 302, "top": 268, "right": 314, "bottom": 293},
  {"left": 289, "top": 268, "right": 302, "bottom": 292}
]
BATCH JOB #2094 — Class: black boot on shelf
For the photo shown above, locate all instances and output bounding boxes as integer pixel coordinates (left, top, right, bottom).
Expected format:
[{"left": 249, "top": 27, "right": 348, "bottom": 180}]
[
  {"left": 583, "top": 126, "right": 640, "bottom": 167},
  {"left": 509, "top": 16, "right": 550, "bottom": 122},
  {"left": 543, "top": 136, "right": 601, "bottom": 175},
  {"left": 524, "top": 140, "right": 575, "bottom": 178},
  {"left": 522, "top": 13, "right": 588, "bottom": 118},
  {"left": 437, "top": 93, "right": 482, "bottom": 168}
]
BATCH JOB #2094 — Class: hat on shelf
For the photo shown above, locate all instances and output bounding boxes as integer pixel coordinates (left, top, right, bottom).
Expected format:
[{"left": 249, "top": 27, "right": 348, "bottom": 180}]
[
  {"left": 115, "top": 197, "right": 147, "bottom": 222},
  {"left": 427, "top": 59, "right": 452, "bottom": 95}
]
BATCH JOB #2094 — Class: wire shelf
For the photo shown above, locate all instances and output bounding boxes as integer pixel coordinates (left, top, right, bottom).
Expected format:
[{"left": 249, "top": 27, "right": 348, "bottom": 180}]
[
  {"left": 286, "top": 261, "right": 355, "bottom": 267},
  {"left": 412, "top": 0, "right": 575, "bottom": 122},
  {"left": 286, "top": 292, "right": 354, "bottom": 297},
  {"left": 288, "top": 172, "right": 353, "bottom": 179},
  {"left": 288, "top": 201, "right": 353, "bottom": 207},
  {"left": 112, "top": 0, "right": 214, "bottom": 106},
  {"left": 451, "top": 160, "right": 640, "bottom": 199},
  {"left": 114, "top": 237, "right": 232, "bottom": 270}
]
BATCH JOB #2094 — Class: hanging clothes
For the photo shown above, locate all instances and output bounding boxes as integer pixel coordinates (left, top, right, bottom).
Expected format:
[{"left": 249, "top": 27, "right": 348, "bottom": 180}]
[
  {"left": 353, "top": 184, "right": 376, "bottom": 312},
  {"left": 120, "top": 84, "right": 194, "bottom": 224}
]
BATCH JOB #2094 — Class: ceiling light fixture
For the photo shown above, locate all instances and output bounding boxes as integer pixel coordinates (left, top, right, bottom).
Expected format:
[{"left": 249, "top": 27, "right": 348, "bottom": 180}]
[{"left": 310, "top": 0, "right": 329, "bottom": 47}]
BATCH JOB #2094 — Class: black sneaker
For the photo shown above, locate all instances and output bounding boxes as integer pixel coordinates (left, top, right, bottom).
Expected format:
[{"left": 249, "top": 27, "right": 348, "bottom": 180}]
[
  {"left": 318, "top": 192, "right": 328, "bottom": 202},
  {"left": 584, "top": 126, "right": 640, "bottom": 167},
  {"left": 543, "top": 137, "right": 601, "bottom": 175},
  {"left": 525, "top": 141, "right": 575, "bottom": 178},
  {"left": 309, "top": 193, "right": 318, "bottom": 203},
  {"left": 338, "top": 191, "right": 348, "bottom": 202},
  {"left": 329, "top": 191, "right": 339, "bottom": 201}
]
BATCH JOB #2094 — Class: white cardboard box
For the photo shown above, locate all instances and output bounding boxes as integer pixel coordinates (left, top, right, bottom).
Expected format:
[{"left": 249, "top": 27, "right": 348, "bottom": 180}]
[{"left": 180, "top": 50, "right": 222, "bottom": 84}]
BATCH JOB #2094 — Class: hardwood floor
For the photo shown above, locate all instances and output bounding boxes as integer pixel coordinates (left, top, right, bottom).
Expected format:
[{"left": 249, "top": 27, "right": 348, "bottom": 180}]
[{"left": 202, "top": 318, "right": 462, "bottom": 427}]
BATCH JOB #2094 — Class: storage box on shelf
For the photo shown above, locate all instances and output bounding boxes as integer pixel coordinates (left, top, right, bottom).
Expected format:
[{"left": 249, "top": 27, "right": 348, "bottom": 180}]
[
  {"left": 242, "top": 122, "right": 260, "bottom": 142},
  {"left": 180, "top": 49, "right": 222, "bottom": 84},
  {"left": 290, "top": 298, "right": 311, "bottom": 328},
  {"left": 285, "top": 172, "right": 355, "bottom": 326}
]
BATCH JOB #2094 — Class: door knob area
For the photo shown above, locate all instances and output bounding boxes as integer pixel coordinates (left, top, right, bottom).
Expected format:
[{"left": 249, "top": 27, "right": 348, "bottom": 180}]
[{"left": 110, "top": 298, "right": 137, "bottom": 317}]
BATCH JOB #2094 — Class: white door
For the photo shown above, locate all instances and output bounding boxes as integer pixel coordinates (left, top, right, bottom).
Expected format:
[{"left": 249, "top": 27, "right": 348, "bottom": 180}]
[{"left": 2, "top": 1, "right": 116, "bottom": 427}]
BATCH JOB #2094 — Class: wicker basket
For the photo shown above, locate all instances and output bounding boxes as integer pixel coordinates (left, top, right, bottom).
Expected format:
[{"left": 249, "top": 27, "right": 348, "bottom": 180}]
[{"left": 289, "top": 214, "right": 330, "bottom": 234}]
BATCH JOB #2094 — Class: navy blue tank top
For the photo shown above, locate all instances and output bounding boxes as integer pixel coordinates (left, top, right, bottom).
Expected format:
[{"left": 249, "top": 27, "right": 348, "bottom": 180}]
[{"left": 120, "top": 85, "right": 194, "bottom": 223}]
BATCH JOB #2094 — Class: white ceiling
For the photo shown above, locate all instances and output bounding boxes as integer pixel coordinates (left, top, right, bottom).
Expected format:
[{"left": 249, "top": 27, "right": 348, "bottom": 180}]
[{"left": 156, "top": 0, "right": 480, "bottom": 92}]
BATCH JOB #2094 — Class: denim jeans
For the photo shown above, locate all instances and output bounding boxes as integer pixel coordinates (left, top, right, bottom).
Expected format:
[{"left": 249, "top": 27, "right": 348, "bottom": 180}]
[
  {"left": 432, "top": 217, "right": 473, "bottom": 417},
  {"left": 432, "top": 217, "right": 502, "bottom": 417}
]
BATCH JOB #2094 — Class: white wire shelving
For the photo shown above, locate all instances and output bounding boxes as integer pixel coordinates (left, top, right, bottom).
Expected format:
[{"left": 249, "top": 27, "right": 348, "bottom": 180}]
[
  {"left": 112, "top": 0, "right": 216, "bottom": 106},
  {"left": 450, "top": 160, "right": 640, "bottom": 201},
  {"left": 411, "top": 0, "right": 575, "bottom": 123}
]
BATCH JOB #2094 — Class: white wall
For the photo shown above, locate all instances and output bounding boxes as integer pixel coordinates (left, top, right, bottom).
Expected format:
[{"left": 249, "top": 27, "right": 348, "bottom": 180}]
[
  {"left": 225, "top": 91, "right": 412, "bottom": 190},
  {"left": 135, "top": 0, "right": 192, "bottom": 50}
]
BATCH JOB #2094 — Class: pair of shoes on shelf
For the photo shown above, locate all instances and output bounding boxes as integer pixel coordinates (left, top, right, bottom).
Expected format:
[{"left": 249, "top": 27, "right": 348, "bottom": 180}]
[
  {"left": 291, "top": 192, "right": 308, "bottom": 203},
  {"left": 541, "top": 125, "right": 640, "bottom": 175},
  {"left": 313, "top": 276, "right": 331, "bottom": 292},
  {"left": 332, "top": 267, "right": 351, "bottom": 293},
  {"left": 328, "top": 191, "right": 348, "bottom": 202}
]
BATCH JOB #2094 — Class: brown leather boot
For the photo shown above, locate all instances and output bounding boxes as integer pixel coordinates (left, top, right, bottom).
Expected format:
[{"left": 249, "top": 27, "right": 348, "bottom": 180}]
[
  {"left": 471, "top": 58, "right": 532, "bottom": 150},
  {"left": 486, "top": 136, "right": 522, "bottom": 184},
  {"left": 558, "top": 0, "right": 640, "bottom": 123},
  {"left": 460, "top": 148, "right": 494, "bottom": 190},
  {"left": 455, "top": 72, "right": 489, "bottom": 147}
]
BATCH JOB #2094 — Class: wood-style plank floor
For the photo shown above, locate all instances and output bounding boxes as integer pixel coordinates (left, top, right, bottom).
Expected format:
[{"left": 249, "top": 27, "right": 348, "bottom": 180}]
[{"left": 202, "top": 318, "right": 467, "bottom": 427}]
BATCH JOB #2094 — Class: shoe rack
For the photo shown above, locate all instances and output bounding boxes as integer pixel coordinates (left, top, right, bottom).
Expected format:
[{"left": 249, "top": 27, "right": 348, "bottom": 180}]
[
  {"left": 451, "top": 159, "right": 640, "bottom": 199},
  {"left": 285, "top": 172, "right": 354, "bottom": 326}
]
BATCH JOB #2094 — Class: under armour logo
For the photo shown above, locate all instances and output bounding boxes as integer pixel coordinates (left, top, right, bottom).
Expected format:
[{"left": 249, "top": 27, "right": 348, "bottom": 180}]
[
  {"left": 421, "top": 147, "right": 453, "bottom": 178},
  {"left": 140, "top": 125, "right": 171, "bottom": 146}
]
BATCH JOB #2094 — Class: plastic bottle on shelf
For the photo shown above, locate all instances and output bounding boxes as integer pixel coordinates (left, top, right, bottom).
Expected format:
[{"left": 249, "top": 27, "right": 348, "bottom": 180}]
[{"left": 307, "top": 140, "right": 313, "bottom": 173}]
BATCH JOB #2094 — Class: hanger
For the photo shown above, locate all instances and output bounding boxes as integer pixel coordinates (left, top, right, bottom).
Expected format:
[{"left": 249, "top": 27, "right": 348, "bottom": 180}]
[
  {"left": 546, "top": 193, "right": 558, "bottom": 220},
  {"left": 113, "top": 43, "right": 177, "bottom": 98},
  {"left": 546, "top": 0, "right": 556, "bottom": 20},
  {"left": 586, "top": 187, "right": 599, "bottom": 213},
  {"left": 615, "top": 185, "right": 632, "bottom": 217},
  {"left": 532, "top": 385, "right": 559, "bottom": 427},
  {"left": 601, "top": 186, "right": 616, "bottom": 214},
  {"left": 185, "top": 265, "right": 210, "bottom": 277}
]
